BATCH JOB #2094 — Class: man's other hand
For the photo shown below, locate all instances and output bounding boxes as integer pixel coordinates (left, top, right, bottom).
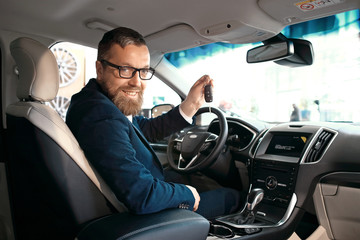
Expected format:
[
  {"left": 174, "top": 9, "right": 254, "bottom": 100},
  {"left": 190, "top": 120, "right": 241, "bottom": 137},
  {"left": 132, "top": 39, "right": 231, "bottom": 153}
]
[{"left": 186, "top": 185, "right": 200, "bottom": 211}]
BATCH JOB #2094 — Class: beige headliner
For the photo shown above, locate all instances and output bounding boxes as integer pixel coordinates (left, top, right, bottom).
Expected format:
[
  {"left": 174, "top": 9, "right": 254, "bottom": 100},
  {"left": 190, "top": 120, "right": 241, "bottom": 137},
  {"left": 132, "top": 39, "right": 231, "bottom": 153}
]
[{"left": 0, "top": 0, "right": 358, "bottom": 54}]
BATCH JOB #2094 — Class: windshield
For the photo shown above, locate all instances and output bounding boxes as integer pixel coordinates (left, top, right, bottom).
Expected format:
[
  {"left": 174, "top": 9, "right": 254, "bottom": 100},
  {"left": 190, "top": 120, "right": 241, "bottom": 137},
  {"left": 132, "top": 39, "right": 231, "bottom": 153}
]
[{"left": 165, "top": 10, "right": 360, "bottom": 123}]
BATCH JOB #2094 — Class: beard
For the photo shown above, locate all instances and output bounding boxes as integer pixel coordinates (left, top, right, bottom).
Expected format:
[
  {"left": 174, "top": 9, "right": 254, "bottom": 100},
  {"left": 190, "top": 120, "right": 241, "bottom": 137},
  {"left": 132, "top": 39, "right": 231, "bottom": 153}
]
[
  {"left": 111, "top": 87, "right": 144, "bottom": 116},
  {"left": 98, "top": 79, "right": 144, "bottom": 116}
]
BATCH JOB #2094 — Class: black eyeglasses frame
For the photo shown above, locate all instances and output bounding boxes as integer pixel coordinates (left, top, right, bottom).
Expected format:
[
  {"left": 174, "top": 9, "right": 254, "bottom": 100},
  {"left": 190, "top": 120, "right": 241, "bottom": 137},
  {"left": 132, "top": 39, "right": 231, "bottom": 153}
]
[{"left": 100, "top": 59, "right": 155, "bottom": 80}]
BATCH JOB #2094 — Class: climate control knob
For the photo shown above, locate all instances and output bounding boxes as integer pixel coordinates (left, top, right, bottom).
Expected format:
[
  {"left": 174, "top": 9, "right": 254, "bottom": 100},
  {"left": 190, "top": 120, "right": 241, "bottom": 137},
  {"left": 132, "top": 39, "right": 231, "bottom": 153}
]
[{"left": 265, "top": 176, "right": 278, "bottom": 190}]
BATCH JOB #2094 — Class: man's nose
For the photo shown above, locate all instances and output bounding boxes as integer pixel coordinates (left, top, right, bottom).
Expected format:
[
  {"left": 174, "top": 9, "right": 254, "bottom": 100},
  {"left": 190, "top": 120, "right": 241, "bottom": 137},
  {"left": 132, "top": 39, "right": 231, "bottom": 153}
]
[{"left": 128, "top": 71, "right": 141, "bottom": 86}]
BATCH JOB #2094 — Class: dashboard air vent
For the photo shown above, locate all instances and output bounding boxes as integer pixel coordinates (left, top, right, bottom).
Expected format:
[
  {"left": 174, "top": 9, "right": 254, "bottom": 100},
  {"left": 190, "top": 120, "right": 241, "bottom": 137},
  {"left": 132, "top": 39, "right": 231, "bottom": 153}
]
[
  {"left": 250, "top": 129, "right": 268, "bottom": 157},
  {"left": 304, "top": 130, "right": 335, "bottom": 163}
]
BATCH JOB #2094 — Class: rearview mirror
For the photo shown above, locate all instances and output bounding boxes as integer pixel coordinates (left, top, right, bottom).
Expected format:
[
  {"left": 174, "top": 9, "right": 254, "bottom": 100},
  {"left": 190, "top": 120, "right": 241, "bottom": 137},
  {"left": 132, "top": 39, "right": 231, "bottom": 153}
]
[
  {"left": 274, "top": 38, "right": 314, "bottom": 67},
  {"left": 247, "top": 37, "right": 314, "bottom": 67},
  {"left": 247, "top": 41, "right": 294, "bottom": 63}
]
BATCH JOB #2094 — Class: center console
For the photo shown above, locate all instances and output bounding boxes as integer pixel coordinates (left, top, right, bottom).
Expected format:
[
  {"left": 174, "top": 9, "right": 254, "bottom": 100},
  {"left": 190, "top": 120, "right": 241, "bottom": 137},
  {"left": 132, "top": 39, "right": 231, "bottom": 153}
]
[{"left": 214, "top": 125, "right": 319, "bottom": 238}]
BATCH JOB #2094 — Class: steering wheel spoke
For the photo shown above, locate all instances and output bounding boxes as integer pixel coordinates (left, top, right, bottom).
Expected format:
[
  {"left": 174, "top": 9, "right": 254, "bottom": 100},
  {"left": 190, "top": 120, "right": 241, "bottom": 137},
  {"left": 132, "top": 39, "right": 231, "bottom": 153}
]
[
  {"left": 172, "top": 137, "right": 183, "bottom": 152},
  {"left": 178, "top": 153, "right": 202, "bottom": 169},
  {"left": 199, "top": 134, "right": 217, "bottom": 154}
]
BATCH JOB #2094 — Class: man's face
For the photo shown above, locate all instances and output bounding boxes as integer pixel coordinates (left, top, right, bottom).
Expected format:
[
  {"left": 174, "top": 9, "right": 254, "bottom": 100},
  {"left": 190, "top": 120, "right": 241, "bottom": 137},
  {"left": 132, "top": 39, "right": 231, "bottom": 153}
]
[{"left": 96, "top": 44, "right": 150, "bottom": 116}]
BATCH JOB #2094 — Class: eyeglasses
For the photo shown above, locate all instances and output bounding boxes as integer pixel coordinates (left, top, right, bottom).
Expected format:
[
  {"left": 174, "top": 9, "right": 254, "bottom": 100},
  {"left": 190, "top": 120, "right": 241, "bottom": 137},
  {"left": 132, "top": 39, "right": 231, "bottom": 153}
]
[{"left": 100, "top": 59, "right": 155, "bottom": 80}]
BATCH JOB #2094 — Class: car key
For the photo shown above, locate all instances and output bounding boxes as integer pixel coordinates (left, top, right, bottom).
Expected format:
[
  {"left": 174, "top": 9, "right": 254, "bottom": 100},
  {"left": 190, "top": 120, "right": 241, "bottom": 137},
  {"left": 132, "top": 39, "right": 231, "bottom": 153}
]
[{"left": 204, "top": 84, "right": 213, "bottom": 102}]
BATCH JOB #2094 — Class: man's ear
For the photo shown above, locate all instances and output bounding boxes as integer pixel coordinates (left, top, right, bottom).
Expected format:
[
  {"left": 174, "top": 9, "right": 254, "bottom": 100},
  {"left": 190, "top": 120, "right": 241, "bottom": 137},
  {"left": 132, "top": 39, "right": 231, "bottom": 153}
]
[{"left": 96, "top": 60, "right": 103, "bottom": 77}]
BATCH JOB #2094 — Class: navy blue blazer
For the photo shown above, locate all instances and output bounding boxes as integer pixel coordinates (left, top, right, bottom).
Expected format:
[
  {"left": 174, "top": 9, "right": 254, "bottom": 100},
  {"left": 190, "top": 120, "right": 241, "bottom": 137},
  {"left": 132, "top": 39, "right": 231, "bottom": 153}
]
[{"left": 66, "top": 79, "right": 195, "bottom": 214}]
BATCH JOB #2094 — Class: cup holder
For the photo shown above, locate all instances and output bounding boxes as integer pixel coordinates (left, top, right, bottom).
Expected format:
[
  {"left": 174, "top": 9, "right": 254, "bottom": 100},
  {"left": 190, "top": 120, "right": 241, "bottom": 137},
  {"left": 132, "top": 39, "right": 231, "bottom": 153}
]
[{"left": 209, "top": 223, "right": 235, "bottom": 238}]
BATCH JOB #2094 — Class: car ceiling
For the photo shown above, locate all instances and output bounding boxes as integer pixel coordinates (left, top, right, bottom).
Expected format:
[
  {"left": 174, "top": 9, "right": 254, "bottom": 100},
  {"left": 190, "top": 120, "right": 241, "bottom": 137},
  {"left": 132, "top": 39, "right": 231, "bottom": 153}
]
[{"left": 1, "top": 0, "right": 359, "bottom": 56}]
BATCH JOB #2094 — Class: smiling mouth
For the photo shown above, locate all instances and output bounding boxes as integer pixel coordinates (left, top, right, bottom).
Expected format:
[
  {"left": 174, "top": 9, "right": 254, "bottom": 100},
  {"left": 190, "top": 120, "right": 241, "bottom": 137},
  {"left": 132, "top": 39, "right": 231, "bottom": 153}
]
[{"left": 123, "top": 90, "right": 138, "bottom": 97}]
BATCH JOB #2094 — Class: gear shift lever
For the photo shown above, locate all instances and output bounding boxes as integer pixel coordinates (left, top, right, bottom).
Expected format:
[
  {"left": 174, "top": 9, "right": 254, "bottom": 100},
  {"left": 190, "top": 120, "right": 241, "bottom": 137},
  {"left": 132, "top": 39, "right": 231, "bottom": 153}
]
[
  {"left": 235, "top": 188, "right": 264, "bottom": 225},
  {"left": 247, "top": 188, "right": 264, "bottom": 211}
]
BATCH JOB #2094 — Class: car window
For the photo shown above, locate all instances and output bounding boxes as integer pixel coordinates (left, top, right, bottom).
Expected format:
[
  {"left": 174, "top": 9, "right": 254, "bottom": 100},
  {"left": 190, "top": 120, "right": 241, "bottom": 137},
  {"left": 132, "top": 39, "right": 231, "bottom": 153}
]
[
  {"left": 140, "top": 78, "right": 181, "bottom": 117},
  {"left": 48, "top": 42, "right": 181, "bottom": 120},
  {"left": 47, "top": 42, "right": 95, "bottom": 120},
  {"left": 165, "top": 10, "right": 360, "bottom": 123}
]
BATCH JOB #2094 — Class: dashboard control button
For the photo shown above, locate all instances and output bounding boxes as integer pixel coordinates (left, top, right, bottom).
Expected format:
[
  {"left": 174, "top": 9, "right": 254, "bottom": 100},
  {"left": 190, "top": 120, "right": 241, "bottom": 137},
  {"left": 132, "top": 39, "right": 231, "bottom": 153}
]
[{"left": 265, "top": 176, "right": 278, "bottom": 190}]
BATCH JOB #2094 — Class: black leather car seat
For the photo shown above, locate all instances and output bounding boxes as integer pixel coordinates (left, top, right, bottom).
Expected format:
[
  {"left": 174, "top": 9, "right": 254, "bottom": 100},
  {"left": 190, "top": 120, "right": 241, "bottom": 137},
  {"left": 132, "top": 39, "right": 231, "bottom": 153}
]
[{"left": 5, "top": 37, "right": 209, "bottom": 240}]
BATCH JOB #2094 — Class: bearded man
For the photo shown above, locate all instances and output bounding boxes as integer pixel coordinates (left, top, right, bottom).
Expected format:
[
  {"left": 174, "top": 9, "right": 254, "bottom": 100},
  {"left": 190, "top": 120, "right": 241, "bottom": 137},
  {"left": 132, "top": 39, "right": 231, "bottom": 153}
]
[{"left": 66, "top": 27, "right": 241, "bottom": 219}]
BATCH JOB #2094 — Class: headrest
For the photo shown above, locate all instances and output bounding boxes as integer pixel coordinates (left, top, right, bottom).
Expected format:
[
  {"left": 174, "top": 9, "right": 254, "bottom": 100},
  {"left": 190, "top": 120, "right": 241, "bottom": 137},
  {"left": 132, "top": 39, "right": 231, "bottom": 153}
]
[{"left": 10, "top": 37, "right": 59, "bottom": 102}]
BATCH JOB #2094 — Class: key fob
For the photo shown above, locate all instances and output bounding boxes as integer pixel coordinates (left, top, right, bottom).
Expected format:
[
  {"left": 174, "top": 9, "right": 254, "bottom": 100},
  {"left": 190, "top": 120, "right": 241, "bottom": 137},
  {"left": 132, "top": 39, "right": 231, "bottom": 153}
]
[{"left": 204, "top": 84, "right": 213, "bottom": 102}]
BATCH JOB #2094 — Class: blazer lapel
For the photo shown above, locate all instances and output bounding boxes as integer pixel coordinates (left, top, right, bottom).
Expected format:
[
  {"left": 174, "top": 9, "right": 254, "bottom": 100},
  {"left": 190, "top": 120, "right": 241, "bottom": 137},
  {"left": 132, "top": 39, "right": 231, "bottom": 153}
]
[{"left": 131, "top": 124, "right": 163, "bottom": 170}]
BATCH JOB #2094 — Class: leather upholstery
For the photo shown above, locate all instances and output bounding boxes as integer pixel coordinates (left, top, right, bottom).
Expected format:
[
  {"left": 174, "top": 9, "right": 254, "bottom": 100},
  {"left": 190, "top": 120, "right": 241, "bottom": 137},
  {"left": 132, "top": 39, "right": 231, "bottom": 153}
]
[
  {"left": 6, "top": 38, "right": 125, "bottom": 239},
  {"left": 10, "top": 37, "right": 59, "bottom": 102},
  {"left": 8, "top": 37, "right": 127, "bottom": 212},
  {"left": 77, "top": 208, "right": 210, "bottom": 240}
]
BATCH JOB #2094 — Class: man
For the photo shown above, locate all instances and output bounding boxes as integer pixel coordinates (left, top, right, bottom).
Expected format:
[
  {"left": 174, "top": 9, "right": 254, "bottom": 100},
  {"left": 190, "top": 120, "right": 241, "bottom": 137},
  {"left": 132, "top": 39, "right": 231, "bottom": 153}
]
[
  {"left": 66, "top": 27, "right": 240, "bottom": 219},
  {"left": 290, "top": 104, "right": 301, "bottom": 121}
]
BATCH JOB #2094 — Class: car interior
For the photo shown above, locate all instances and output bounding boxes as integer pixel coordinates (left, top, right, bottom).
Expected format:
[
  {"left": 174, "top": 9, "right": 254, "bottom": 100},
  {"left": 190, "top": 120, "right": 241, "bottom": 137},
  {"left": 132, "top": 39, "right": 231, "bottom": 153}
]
[{"left": 1, "top": 0, "right": 360, "bottom": 240}]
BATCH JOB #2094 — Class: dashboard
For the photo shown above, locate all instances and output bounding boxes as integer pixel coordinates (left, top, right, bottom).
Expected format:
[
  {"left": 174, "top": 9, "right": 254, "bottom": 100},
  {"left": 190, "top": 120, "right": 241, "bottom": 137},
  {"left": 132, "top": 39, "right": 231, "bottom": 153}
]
[
  {"left": 207, "top": 119, "right": 258, "bottom": 152},
  {"left": 207, "top": 117, "right": 360, "bottom": 239}
]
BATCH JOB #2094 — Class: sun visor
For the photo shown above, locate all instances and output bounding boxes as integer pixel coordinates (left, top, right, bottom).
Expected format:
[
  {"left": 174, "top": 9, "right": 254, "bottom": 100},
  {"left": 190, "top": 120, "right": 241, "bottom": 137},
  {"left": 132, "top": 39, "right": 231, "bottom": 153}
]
[
  {"left": 145, "top": 24, "right": 211, "bottom": 56},
  {"left": 199, "top": 20, "right": 277, "bottom": 44},
  {"left": 145, "top": 24, "right": 212, "bottom": 68}
]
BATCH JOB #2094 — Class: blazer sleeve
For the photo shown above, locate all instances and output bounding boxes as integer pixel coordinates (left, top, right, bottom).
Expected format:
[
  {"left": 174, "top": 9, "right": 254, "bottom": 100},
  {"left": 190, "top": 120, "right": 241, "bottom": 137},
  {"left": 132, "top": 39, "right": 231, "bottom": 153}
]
[
  {"left": 67, "top": 98, "right": 195, "bottom": 214},
  {"left": 135, "top": 105, "right": 191, "bottom": 142}
]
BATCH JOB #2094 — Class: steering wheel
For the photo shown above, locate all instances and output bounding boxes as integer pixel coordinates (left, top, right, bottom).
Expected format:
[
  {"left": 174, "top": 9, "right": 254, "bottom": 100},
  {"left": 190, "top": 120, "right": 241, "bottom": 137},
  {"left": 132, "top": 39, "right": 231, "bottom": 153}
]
[{"left": 167, "top": 107, "right": 228, "bottom": 173}]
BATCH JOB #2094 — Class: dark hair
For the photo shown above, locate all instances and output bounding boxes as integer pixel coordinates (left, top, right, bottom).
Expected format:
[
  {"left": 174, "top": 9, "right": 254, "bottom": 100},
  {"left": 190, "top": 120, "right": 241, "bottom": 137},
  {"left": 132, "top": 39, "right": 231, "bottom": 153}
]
[{"left": 97, "top": 27, "right": 147, "bottom": 60}]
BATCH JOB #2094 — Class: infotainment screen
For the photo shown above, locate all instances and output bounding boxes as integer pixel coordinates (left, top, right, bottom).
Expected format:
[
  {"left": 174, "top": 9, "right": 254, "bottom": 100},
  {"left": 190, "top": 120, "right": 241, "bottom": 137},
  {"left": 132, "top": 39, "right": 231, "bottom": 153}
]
[{"left": 265, "top": 133, "right": 311, "bottom": 158}]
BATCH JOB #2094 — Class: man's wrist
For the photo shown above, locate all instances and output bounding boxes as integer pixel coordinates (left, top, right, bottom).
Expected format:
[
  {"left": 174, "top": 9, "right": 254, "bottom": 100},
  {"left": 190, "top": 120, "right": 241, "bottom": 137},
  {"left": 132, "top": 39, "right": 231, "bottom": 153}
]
[{"left": 179, "top": 104, "right": 193, "bottom": 124}]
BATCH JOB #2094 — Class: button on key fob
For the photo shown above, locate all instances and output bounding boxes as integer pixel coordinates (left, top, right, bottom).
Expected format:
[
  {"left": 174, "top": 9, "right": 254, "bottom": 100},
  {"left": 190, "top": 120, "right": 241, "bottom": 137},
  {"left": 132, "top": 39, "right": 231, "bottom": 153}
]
[{"left": 204, "top": 84, "right": 213, "bottom": 102}]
